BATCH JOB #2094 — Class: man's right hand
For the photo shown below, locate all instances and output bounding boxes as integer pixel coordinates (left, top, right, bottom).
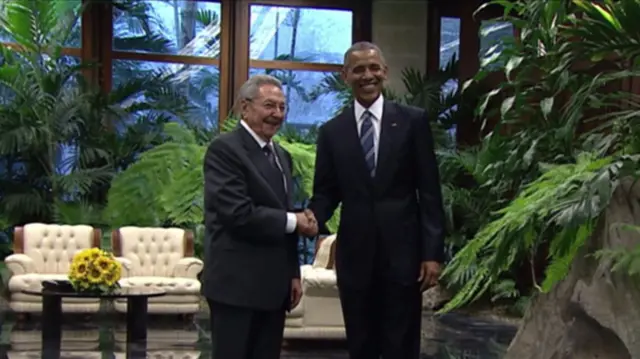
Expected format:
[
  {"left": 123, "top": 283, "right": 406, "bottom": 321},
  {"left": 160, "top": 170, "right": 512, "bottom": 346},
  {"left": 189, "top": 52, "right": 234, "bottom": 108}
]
[{"left": 295, "top": 211, "right": 318, "bottom": 237}]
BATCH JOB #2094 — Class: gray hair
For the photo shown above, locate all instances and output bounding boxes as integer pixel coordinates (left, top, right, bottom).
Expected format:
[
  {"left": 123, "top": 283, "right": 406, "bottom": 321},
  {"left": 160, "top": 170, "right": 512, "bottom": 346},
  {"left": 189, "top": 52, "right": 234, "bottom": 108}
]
[
  {"left": 237, "top": 74, "right": 283, "bottom": 102},
  {"left": 343, "top": 41, "right": 386, "bottom": 66}
]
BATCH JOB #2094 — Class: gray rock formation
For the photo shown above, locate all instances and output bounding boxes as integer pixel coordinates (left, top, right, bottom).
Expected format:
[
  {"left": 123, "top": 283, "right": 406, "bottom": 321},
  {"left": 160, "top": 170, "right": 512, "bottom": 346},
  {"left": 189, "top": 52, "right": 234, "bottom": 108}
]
[
  {"left": 422, "top": 284, "right": 452, "bottom": 311},
  {"left": 504, "top": 179, "right": 640, "bottom": 359}
]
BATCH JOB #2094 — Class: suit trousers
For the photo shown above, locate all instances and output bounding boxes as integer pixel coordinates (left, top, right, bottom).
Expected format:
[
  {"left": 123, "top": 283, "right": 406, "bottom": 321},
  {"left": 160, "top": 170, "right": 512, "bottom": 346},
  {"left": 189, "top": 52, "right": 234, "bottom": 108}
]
[
  {"left": 338, "top": 257, "right": 422, "bottom": 359},
  {"left": 208, "top": 299, "right": 286, "bottom": 359}
]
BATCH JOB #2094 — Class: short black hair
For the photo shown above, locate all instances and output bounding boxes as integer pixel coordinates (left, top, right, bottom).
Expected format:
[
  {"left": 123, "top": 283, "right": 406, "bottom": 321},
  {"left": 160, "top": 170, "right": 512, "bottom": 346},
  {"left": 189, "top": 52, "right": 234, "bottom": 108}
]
[{"left": 343, "top": 41, "right": 387, "bottom": 67}]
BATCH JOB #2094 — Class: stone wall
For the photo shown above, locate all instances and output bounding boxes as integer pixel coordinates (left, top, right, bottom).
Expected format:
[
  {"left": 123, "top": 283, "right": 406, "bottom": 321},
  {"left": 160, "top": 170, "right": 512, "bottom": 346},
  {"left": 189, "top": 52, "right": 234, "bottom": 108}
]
[{"left": 372, "top": 0, "right": 428, "bottom": 94}]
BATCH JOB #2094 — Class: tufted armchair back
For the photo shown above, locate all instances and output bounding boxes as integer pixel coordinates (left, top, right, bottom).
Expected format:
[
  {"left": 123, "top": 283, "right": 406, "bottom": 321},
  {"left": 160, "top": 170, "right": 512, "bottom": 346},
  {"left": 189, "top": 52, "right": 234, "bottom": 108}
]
[
  {"left": 312, "top": 235, "right": 337, "bottom": 269},
  {"left": 13, "top": 223, "right": 101, "bottom": 274},
  {"left": 111, "top": 227, "right": 195, "bottom": 277}
]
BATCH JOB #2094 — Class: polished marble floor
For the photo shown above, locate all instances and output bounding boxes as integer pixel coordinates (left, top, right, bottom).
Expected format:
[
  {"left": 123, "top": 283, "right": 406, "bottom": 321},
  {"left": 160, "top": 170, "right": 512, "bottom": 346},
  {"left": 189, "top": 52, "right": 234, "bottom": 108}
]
[{"left": 0, "top": 310, "right": 516, "bottom": 358}]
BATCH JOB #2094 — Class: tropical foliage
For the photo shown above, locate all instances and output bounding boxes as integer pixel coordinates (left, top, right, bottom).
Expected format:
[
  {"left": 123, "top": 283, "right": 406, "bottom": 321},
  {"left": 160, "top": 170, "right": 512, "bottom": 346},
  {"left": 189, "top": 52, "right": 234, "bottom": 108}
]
[
  {"left": 0, "top": 0, "right": 225, "bottom": 260},
  {"left": 6, "top": 0, "right": 640, "bottom": 320},
  {"left": 439, "top": 0, "right": 640, "bottom": 313},
  {"left": 0, "top": 0, "right": 195, "bottom": 230}
]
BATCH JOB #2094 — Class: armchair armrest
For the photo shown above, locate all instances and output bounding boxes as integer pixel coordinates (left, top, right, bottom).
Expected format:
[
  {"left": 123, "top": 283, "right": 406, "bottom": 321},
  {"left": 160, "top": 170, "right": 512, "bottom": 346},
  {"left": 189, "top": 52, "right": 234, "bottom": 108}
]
[
  {"left": 300, "top": 264, "right": 313, "bottom": 278},
  {"left": 114, "top": 257, "right": 132, "bottom": 278},
  {"left": 302, "top": 268, "right": 337, "bottom": 291},
  {"left": 5, "top": 254, "right": 36, "bottom": 275},
  {"left": 173, "top": 257, "right": 204, "bottom": 279}
]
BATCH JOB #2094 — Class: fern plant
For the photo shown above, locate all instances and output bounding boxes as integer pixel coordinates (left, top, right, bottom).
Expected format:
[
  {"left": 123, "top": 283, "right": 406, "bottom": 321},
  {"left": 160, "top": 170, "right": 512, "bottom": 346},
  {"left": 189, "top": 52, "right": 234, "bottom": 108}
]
[
  {"left": 441, "top": 152, "right": 639, "bottom": 311},
  {"left": 104, "top": 123, "right": 207, "bottom": 227}
]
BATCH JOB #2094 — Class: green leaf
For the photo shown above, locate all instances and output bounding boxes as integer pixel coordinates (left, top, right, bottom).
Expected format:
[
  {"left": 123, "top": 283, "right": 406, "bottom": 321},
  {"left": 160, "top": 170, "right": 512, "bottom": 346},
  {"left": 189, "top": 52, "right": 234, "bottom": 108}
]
[
  {"left": 505, "top": 56, "right": 524, "bottom": 81},
  {"left": 501, "top": 96, "right": 515, "bottom": 117},
  {"left": 591, "top": 52, "right": 606, "bottom": 62},
  {"left": 540, "top": 97, "right": 554, "bottom": 119},
  {"left": 462, "top": 78, "right": 475, "bottom": 93},
  {"left": 478, "top": 88, "right": 501, "bottom": 116}
]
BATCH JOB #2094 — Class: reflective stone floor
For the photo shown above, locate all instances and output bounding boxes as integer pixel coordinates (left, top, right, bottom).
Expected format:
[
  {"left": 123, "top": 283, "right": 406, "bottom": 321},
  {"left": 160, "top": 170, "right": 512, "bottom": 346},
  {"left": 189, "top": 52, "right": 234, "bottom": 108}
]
[{"left": 0, "top": 311, "right": 517, "bottom": 358}]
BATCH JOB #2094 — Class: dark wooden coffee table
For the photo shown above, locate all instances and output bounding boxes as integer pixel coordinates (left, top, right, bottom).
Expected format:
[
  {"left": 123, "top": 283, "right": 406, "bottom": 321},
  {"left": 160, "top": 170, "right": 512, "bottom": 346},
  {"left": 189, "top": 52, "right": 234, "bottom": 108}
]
[{"left": 24, "top": 286, "right": 166, "bottom": 357}]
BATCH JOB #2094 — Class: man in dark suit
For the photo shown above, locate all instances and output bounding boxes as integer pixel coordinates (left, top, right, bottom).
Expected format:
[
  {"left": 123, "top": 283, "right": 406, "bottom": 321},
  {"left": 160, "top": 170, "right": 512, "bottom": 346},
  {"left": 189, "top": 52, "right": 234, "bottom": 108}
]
[
  {"left": 202, "top": 74, "right": 318, "bottom": 359},
  {"left": 307, "top": 42, "right": 446, "bottom": 359}
]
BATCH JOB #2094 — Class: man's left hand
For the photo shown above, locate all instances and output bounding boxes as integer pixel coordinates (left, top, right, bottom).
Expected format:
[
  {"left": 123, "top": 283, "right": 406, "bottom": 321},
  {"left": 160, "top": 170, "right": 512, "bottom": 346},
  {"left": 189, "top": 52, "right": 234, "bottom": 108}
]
[
  {"left": 418, "top": 261, "right": 441, "bottom": 292},
  {"left": 290, "top": 278, "right": 303, "bottom": 309}
]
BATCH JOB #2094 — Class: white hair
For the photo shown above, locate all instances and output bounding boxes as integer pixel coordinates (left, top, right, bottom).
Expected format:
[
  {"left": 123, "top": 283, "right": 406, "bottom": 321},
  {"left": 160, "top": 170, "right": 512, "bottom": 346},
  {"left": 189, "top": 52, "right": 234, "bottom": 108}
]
[{"left": 237, "top": 74, "right": 283, "bottom": 101}]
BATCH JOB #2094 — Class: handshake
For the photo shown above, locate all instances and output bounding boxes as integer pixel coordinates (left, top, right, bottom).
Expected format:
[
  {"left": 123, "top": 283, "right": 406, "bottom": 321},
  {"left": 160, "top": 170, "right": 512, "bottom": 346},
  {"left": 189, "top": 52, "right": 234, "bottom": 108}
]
[{"left": 295, "top": 209, "right": 319, "bottom": 237}]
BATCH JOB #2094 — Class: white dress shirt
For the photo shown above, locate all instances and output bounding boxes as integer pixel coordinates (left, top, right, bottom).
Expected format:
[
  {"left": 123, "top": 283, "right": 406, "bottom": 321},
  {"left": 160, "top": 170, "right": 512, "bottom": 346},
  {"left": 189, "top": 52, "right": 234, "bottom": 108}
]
[
  {"left": 354, "top": 94, "right": 384, "bottom": 165},
  {"left": 240, "top": 120, "right": 298, "bottom": 234}
]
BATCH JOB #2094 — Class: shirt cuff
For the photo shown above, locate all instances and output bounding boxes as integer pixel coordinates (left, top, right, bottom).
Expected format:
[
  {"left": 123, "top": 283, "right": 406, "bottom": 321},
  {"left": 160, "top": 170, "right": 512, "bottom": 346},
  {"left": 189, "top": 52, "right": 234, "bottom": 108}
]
[{"left": 285, "top": 212, "right": 298, "bottom": 234}]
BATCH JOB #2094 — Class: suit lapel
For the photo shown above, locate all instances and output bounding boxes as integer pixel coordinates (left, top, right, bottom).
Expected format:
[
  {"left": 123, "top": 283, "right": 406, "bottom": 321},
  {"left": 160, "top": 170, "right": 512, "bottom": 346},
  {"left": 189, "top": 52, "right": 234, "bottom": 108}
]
[
  {"left": 237, "top": 128, "right": 286, "bottom": 208},
  {"left": 273, "top": 143, "right": 294, "bottom": 209},
  {"left": 375, "top": 100, "right": 400, "bottom": 184}
]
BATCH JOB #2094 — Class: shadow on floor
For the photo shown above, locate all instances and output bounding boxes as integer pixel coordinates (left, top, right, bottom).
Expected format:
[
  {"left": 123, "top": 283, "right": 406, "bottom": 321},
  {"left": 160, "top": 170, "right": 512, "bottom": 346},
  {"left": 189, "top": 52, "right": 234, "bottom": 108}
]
[{"left": 0, "top": 310, "right": 516, "bottom": 358}]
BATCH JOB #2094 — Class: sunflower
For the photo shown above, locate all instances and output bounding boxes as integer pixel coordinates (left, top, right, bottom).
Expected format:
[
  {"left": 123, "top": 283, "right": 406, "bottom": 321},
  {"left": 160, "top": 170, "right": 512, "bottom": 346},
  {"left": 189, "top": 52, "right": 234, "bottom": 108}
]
[
  {"left": 69, "top": 262, "right": 86, "bottom": 280},
  {"left": 68, "top": 248, "right": 122, "bottom": 293},
  {"left": 102, "top": 271, "right": 117, "bottom": 287},
  {"left": 88, "top": 248, "right": 102, "bottom": 260},
  {"left": 74, "top": 262, "right": 88, "bottom": 275},
  {"left": 75, "top": 252, "right": 91, "bottom": 263},
  {"left": 113, "top": 262, "right": 122, "bottom": 278},
  {"left": 94, "top": 257, "right": 112, "bottom": 273},
  {"left": 87, "top": 268, "right": 103, "bottom": 284}
]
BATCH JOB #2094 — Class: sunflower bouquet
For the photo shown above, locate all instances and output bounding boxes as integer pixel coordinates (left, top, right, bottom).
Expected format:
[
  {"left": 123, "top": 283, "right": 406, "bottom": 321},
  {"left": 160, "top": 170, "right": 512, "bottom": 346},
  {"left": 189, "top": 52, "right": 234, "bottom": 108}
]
[{"left": 68, "top": 248, "right": 122, "bottom": 294}]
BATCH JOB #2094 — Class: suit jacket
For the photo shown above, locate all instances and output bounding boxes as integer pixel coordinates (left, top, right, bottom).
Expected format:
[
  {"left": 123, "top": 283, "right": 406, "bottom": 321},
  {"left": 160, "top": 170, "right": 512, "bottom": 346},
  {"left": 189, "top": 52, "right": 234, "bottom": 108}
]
[
  {"left": 201, "top": 126, "right": 300, "bottom": 310},
  {"left": 309, "top": 100, "right": 445, "bottom": 289}
]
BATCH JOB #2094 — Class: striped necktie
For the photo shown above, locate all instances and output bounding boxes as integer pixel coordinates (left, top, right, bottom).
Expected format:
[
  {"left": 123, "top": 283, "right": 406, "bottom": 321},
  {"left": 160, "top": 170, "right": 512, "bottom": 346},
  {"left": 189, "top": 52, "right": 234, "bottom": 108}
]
[{"left": 360, "top": 110, "right": 376, "bottom": 177}]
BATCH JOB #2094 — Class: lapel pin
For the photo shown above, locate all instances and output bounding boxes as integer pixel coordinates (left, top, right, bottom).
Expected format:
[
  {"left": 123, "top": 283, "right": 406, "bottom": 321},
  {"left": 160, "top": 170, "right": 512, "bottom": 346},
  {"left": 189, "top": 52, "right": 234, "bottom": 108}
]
[{"left": 391, "top": 123, "right": 397, "bottom": 127}]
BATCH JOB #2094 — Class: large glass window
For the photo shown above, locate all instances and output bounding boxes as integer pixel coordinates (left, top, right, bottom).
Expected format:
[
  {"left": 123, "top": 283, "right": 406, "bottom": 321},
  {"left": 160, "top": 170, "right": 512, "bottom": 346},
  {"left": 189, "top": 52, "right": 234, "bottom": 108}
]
[
  {"left": 440, "top": 17, "right": 460, "bottom": 71},
  {"left": 248, "top": 4, "right": 351, "bottom": 128},
  {"left": 113, "top": 0, "right": 221, "bottom": 57},
  {"left": 249, "top": 68, "right": 342, "bottom": 130},
  {"left": 249, "top": 5, "right": 352, "bottom": 64},
  {"left": 440, "top": 17, "right": 460, "bottom": 140},
  {"left": 112, "top": 0, "right": 222, "bottom": 127},
  {"left": 0, "top": 0, "right": 364, "bottom": 242},
  {"left": 113, "top": 60, "right": 220, "bottom": 129}
]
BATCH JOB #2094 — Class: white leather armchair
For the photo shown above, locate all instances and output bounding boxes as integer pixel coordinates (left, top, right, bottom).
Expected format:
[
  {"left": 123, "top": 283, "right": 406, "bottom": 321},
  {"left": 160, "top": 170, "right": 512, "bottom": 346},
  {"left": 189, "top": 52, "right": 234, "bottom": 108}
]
[
  {"left": 111, "top": 226, "right": 203, "bottom": 315},
  {"left": 285, "top": 235, "right": 345, "bottom": 339},
  {"left": 5, "top": 223, "right": 102, "bottom": 313}
]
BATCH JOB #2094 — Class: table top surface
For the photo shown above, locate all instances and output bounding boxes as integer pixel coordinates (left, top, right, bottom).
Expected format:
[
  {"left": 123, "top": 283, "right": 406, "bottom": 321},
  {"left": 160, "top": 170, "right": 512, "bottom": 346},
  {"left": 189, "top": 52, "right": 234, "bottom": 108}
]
[{"left": 23, "top": 286, "right": 167, "bottom": 298}]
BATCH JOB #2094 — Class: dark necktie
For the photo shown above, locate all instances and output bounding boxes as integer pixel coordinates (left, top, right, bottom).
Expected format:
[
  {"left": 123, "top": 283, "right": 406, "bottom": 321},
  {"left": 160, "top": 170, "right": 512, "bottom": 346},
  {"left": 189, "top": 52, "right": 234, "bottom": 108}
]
[
  {"left": 262, "top": 144, "right": 287, "bottom": 200},
  {"left": 263, "top": 145, "right": 279, "bottom": 170},
  {"left": 360, "top": 111, "right": 376, "bottom": 177}
]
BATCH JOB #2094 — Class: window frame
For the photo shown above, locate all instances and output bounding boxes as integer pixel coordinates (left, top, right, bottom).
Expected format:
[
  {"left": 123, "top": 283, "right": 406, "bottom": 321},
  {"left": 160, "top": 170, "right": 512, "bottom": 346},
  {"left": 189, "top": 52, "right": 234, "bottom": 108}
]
[
  {"left": 231, "top": 0, "right": 369, "bottom": 125},
  {"left": 426, "top": 0, "right": 517, "bottom": 147},
  {"left": 0, "top": 0, "right": 371, "bottom": 128},
  {"left": 0, "top": 0, "right": 372, "bottom": 129}
]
